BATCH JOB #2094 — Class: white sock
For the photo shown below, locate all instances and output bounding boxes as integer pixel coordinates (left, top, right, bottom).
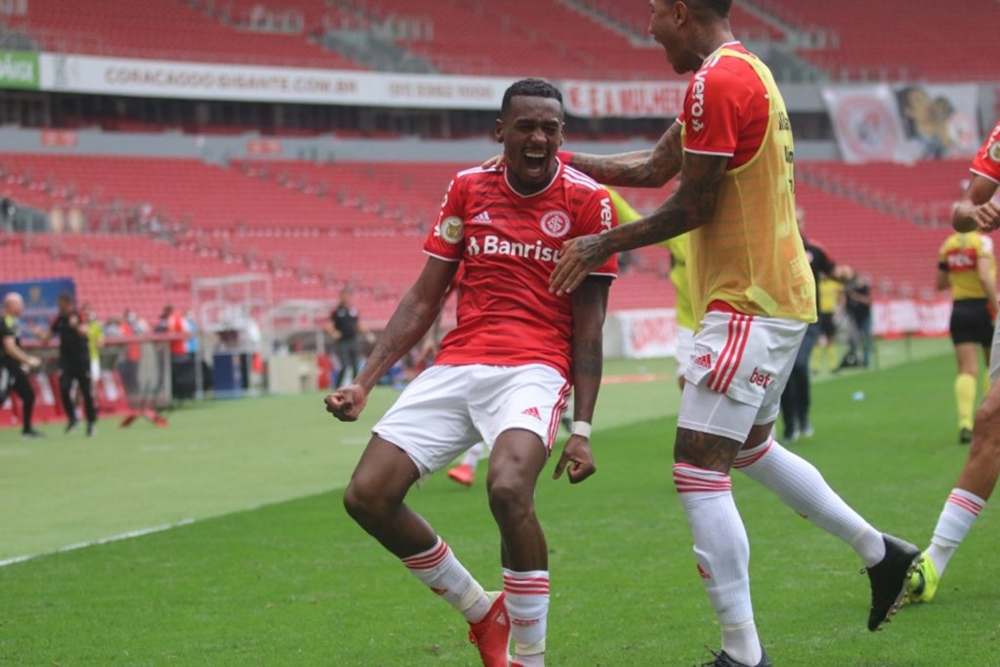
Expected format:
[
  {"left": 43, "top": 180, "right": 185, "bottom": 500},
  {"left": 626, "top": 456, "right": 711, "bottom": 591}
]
[
  {"left": 674, "top": 464, "right": 761, "bottom": 667},
  {"left": 402, "top": 537, "right": 491, "bottom": 623},
  {"left": 461, "top": 442, "right": 487, "bottom": 469},
  {"left": 504, "top": 569, "right": 549, "bottom": 665},
  {"left": 927, "top": 488, "right": 985, "bottom": 575},
  {"left": 734, "top": 438, "right": 885, "bottom": 567}
]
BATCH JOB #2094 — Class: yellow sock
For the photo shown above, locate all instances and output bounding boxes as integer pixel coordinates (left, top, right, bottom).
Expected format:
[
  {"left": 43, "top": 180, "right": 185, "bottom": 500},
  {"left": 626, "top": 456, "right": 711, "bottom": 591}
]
[
  {"left": 810, "top": 345, "right": 823, "bottom": 373},
  {"left": 955, "top": 373, "right": 977, "bottom": 430},
  {"left": 825, "top": 345, "right": 837, "bottom": 372}
]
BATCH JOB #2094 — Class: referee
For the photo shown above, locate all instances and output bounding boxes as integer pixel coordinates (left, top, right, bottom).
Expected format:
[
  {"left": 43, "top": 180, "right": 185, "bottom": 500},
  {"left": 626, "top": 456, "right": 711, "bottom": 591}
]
[{"left": 937, "top": 229, "right": 997, "bottom": 444}]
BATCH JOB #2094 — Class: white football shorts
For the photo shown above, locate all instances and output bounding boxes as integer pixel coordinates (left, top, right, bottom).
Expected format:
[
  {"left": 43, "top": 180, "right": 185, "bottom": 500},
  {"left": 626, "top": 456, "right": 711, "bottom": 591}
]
[
  {"left": 679, "top": 309, "right": 806, "bottom": 442},
  {"left": 374, "top": 363, "right": 570, "bottom": 476},
  {"left": 675, "top": 325, "right": 695, "bottom": 378}
]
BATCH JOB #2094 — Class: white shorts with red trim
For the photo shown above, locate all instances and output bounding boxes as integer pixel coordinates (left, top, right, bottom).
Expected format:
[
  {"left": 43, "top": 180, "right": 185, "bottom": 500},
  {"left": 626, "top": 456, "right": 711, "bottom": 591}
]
[
  {"left": 374, "top": 363, "right": 569, "bottom": 476},
  {"left": 675, "top": 325, "right": 695, "bottom": 378},
  {"left": 679, "top": 310, "right": 806, "bottom": 441}
]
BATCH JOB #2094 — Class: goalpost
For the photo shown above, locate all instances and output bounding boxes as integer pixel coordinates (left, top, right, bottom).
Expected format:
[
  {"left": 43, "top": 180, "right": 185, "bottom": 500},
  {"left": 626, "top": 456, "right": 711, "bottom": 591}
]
[{"left": 191, "top": 273, "right": 273, "bottom": 399}]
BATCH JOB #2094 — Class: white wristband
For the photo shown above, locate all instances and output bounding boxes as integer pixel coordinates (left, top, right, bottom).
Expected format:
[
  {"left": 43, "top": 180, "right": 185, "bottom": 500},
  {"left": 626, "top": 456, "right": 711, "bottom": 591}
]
[{"left": 571, "top": 421, "right": 592, "bottom": 438}]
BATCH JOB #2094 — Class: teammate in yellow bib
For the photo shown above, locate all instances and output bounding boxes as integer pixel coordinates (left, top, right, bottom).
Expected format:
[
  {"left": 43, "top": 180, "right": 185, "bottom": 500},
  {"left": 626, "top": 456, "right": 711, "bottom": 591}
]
[{"left": 549, "top": 1, "right": 918, "bottom": 663}]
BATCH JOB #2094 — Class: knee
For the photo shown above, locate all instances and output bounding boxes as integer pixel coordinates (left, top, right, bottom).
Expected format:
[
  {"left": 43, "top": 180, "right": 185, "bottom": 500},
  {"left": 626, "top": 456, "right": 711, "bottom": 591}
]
[
  {"left": 973, "top": 403, "right": 1000, "bottom": 452},
  {"left": 487, "top": 473, "right": 534, "bottom": 522},
  {"left": 343, "top": 477, "right": 391, "bottom": 525}
]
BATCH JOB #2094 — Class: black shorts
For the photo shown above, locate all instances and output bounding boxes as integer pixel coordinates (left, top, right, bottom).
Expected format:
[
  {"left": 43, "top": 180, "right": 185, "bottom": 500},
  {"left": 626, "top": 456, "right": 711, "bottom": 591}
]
[
  {"left": 817, "top": 312, "right": 837, "bottom": 339},
  {"left": 950, "top": 299, "right": 994, "bottom": 347}
]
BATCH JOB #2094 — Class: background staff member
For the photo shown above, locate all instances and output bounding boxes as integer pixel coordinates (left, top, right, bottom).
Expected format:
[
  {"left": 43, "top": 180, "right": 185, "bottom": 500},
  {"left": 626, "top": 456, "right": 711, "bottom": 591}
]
[
  {"left": 0, "top": 292, "right": 43, "bottom": 439},
  {"left": 35, "top": 293, "right": 98, "bottom": 437}
]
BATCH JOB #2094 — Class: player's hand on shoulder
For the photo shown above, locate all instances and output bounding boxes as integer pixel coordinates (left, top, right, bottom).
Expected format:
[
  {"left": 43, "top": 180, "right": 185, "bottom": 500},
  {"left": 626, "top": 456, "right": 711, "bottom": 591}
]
[
  {"left": 550, "top": 234, "right": 608, "bottom": 296},
  {"left": 480, "top": 154, "right": 504, "bottom": 170},
  {"left": 552, "top": 434, "right": 596, "bottom": 484},
  {"left": 324, "top": 384, "right": 368, "bottom": 422}
]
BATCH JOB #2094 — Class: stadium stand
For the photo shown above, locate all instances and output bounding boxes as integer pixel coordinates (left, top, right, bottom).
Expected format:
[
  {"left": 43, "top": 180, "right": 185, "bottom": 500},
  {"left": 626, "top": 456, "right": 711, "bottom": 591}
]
[
  {"left": 4, "top": 0, "right": 364, "bottom": 69},
  {"left": 798, "top": 159, "right": 970, "bottom": 227},
  {"left": 577, "top": 0, "right": 783, "bottom": 43},
  {"left": 748, "top": 0, "right": 1000, "bottom": 81}
]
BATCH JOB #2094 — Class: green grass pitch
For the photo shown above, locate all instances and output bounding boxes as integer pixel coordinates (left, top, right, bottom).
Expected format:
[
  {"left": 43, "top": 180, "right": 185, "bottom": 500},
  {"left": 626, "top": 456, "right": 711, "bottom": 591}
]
[{"left": 1, "top": 340, "right": 997, "bottom": 665}]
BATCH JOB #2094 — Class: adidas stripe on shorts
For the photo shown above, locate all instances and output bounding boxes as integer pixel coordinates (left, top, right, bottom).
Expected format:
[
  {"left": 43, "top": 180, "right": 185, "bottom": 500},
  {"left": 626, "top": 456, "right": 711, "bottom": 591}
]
[{"left": 679, "top": 309, "right": 807, "bottom": 442}]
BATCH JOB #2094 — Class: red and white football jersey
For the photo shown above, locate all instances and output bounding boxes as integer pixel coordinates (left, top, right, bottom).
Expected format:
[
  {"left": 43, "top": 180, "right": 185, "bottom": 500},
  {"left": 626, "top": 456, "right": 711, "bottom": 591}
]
[
  {"left": 675, "top": 41, "right": 770, "bottom": 170},
  {"left": 424, "top": 160, "right": 618, "bottom": 380},
  {"left": 971, "top": 118, "right": 1000, "bottom": 185}
]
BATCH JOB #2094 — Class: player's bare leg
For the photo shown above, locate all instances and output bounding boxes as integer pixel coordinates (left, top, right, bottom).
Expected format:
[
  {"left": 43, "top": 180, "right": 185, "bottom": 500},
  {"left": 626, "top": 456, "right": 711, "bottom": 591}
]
[
  {"left": 912, "top": 381, "right": 1000, "bottom": 602},
  {"left": 343, "top": 436, "right": 500, "bottom": 662},
  {"left": 487, "top": 428, "right": 550, "bottom": 667}
]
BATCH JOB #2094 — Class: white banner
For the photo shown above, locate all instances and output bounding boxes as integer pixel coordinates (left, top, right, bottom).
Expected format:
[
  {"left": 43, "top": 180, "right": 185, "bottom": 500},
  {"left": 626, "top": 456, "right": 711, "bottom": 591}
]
[
  {"left": 614, "top": 309, "right": 677, "bottom": 358},
  {"left": 872, "top": 298, "right": 950, "bottom": 338},
  {"left": 38, "top": 53, "right": 514, "bottom": 109},
  {"left": 823, "top": 84, "right": 980, "bottom": 164},
  {"left": 563, "top": 80, "right": 687, "bottom": 119}
]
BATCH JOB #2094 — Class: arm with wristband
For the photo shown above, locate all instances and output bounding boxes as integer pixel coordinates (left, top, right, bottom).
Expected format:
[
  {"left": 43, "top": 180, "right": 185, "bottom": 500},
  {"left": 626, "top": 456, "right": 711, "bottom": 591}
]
[{"left": 552, "top": 275, "right": 609, "bottom": 484}]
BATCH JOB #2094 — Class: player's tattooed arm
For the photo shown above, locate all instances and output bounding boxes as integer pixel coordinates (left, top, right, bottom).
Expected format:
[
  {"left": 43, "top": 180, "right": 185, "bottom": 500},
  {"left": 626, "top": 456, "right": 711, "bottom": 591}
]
[
  {"left": 568, "top": 122, "right": 683, "bottom": 188},
  {"left": 674, "top": 427, "right": 744, "bottom": 472},
  {"left": 551, "top": 152, "right": 726, "bottom": 295},
  {"left": 352, "top": 258, "right": 457, "bottom": 393}
]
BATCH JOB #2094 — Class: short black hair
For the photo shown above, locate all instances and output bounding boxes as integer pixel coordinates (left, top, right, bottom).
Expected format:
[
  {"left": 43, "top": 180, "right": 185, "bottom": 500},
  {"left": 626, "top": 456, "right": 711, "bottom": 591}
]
[
  {"left": 674, "top": 0, "right": 732, "bottom": 19},
  {"left": 500, "top": 78, "right": 563, "bottom": 117}
]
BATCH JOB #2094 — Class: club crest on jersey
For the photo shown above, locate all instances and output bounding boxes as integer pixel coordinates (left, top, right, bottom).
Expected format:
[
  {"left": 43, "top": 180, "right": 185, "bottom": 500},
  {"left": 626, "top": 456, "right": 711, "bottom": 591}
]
[
  {"left": 989, "top": 141, "right": 1000, "bottom": 163},
  {"left": 540, "top": 210, "right": 571, "bottom": 238},
  {"left": 437, "top": 216, "right": 464, "bottom": 244}
]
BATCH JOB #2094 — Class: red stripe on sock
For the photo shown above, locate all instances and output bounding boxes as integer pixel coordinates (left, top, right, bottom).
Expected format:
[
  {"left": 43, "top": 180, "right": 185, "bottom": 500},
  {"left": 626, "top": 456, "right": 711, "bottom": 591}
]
[
  {"left": 673, "top": 464, "right": 732, "bottom": 493},
  {"left": 733, "top": 438, "right": 773, "bottom": 469},
  {"left": 947, "top": 493, "right": 983, "bottom": 516},
  {"left": 402, "top": 540, "right": 450, "bottom": 570}
]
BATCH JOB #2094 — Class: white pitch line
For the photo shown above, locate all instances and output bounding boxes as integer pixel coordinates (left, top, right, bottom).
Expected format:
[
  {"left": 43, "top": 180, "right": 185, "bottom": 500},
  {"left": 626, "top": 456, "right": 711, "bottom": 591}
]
[{"left": 0, "top": 518, "right": 196, "bottom": 569}]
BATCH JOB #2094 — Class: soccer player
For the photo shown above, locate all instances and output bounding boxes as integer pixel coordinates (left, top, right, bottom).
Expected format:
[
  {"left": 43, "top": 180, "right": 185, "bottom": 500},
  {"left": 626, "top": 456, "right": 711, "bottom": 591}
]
[
  {"left": 0, "top": 292, "right": 43, "bottom": 439},
  {"left": 326, "top": 78, "right": 617, "bottom": 667},
  {"left": 547, "top": 2, "right": 919, "bottom": 665},
  {"left": 35, "top": 293, "right": 98, "bottom": 436},
  {"left": 935, "top": 225, "right": 996, "bottom": 444},
  {"left": 907, "top": 118, "right": 1000, "bottom": 603}
]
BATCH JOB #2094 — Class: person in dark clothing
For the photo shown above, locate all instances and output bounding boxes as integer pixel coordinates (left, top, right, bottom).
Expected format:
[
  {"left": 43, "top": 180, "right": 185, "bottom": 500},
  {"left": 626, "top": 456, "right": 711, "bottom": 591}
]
[
  {"left": 325, "top": 288, "right": 367, "bottom": 387},
  {"left": 36, "top": 293, "right": 97, "bottom": 436},
  {"left": 841, "top": 271, "right": 874, "bottom": 370},
  {"left": 779, "top": 212, "right": 849, "bottom": 441},
  {"left": 1, "top": 292, "right": 43, "bottom": 438}
]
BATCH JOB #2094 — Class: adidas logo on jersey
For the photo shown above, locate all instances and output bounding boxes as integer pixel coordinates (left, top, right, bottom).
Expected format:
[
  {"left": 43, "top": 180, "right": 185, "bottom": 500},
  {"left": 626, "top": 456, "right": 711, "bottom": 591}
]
[
  {"left": 693, "top": 353, "right": 713, "bottom": 369},
  {"left": 471, "top": 211, "right": 493, "bottom": 225},
  {"left": 521, "top": 406, "right": 541, "bottom": 420}
]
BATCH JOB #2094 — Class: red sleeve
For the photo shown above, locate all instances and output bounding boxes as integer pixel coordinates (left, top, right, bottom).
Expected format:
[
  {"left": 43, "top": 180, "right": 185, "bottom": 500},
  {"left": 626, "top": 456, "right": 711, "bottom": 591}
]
[
  {"left": 681, "top": 65, "right": 750, "bottom": 157},
  {"left": 575, "top": 187, "right": 619, "bottom": 278},
  {"left": 423, "top": 175, "right": 466, "bottom": 262},
  {"left": 970, "top": 119, "right": 1000, "bottom": 185}
]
